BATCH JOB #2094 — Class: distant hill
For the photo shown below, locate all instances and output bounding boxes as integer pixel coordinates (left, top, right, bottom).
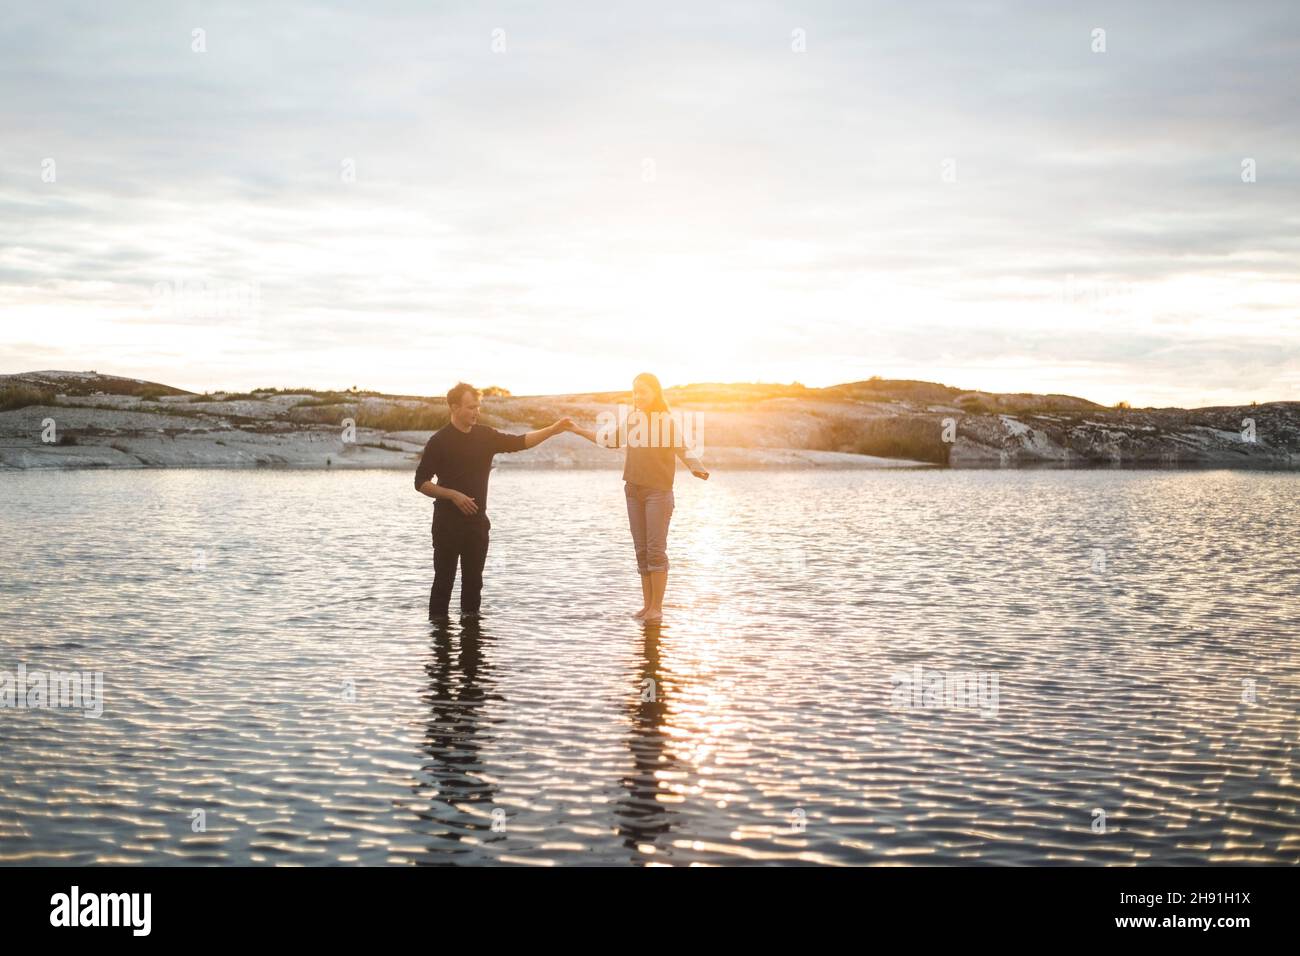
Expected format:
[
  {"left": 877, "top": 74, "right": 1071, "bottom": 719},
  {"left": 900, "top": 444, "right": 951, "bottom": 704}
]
[
  {"left": 0, "top": 370, "right": 192, "bottom": 400},
  {"left": 509, "top": 377, "right": 1105, "bottom": 413},
  {"left": 1, "top": 370, "right": 1296, "bottom": 469}
]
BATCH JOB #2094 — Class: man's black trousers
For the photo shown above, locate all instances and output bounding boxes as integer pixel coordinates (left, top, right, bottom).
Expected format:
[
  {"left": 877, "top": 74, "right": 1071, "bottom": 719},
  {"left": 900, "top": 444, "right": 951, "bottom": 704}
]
[{"left": 429, "top": 512, "right": 490, "bottom": 617}]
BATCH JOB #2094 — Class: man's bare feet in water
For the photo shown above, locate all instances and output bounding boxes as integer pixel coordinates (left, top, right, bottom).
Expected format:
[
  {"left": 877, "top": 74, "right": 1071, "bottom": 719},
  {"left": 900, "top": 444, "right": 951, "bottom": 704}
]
[
  {"left": 642, "top": 609, "right": 662, "bottom": 623},
  {"left": 631, "top": 607, "right": 648, "bottom": 619}
]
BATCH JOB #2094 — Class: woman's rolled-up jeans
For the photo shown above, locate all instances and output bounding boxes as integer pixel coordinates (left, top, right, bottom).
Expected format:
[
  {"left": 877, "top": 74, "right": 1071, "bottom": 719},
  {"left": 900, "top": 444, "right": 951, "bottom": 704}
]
[{"left": 624, "top": 482, "right": 674, "bottom": 574}]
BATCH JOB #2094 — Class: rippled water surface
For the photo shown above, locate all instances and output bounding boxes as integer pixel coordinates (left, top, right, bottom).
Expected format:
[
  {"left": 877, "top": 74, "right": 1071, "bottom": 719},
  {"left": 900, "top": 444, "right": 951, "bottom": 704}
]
[{"left": 2, "top": 468, "right": 1298, "bottom": 865}]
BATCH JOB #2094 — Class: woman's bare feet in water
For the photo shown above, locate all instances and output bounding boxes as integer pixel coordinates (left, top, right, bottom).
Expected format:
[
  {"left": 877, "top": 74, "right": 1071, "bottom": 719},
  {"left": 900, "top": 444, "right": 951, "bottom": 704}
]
[
  {"left": 642, "top": 608, "right": 663, "bottom": 623},
  {"left": 631, "top": 607, "right": 648, "bottom": 619}
]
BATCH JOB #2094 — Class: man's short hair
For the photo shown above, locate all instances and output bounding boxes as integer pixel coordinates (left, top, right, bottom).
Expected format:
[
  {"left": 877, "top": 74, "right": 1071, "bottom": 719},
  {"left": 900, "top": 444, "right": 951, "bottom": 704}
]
[{"left": 447, "top": 382, "right": 479, "bottom": 407}]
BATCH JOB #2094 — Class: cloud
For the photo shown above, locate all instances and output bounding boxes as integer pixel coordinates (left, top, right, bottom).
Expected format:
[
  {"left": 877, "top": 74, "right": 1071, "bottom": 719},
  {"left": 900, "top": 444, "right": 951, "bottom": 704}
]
[{"left": 1, "top": 0, "right": 1298, "bottom": 404}]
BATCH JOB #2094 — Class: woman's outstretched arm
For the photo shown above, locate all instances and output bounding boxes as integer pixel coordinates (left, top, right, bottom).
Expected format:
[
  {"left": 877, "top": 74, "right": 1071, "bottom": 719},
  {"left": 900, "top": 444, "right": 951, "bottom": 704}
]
[
  {"left": 668, "top": 415, "right": 708, "bottom": 478},
  {"left": 676, "top": 445, "right": 709, "bottom": 479},
  {"left": 568, "top": 423, "right": 615, "bottom": 447}
]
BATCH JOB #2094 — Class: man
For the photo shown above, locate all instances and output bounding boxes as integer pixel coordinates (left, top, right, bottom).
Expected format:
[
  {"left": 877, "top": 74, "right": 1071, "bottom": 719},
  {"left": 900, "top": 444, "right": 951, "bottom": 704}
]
[{"left": 415, "top": 382, "right": 570, "bottom": 621}]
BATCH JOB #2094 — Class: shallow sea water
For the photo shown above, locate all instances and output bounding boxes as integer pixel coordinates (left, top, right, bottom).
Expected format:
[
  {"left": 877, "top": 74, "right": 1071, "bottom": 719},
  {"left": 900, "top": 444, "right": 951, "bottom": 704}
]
[{"left": 1, "top": 467, "right": 1297, "bottom": 865}]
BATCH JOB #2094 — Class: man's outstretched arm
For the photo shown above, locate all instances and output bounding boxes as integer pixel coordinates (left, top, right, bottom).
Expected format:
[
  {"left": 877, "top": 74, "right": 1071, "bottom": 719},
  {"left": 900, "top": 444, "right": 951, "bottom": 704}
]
[{"left": 520, "top": 418, "right": 573, "bottom": 449}]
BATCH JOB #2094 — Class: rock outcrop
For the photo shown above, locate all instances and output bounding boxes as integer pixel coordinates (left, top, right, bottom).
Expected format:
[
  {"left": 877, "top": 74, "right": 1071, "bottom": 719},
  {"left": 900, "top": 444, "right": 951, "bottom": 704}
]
[
  {"left": 2, "top": 371, "right": 1296, "bottom": 470},
  {"left": 950, "top": 405, "right": 1299, "bottom": 466}
]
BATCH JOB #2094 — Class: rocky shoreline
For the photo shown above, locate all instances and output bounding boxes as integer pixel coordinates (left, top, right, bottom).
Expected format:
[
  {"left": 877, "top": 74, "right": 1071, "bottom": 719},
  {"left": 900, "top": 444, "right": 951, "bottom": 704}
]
[{"left": 2, "top": 371, "right": 1297, "bottom": 471}]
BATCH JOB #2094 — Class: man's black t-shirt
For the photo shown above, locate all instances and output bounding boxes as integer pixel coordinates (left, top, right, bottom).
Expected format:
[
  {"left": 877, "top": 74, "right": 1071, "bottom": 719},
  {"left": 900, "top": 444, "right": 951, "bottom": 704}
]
[{"left": 414, "top": 423, "right": 526, "bottom": 520}]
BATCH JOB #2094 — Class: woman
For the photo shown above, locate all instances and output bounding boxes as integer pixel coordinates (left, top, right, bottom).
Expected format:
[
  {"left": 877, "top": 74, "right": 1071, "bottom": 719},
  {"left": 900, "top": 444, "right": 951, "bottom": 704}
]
[{"left": 568, "top": 373, "right": 708, "bottom": 622}]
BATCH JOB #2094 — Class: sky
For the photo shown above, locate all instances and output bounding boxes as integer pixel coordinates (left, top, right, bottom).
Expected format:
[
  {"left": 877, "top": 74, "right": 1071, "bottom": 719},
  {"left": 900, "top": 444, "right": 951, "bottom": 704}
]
[{"left": 1, "top": 0, "right": 1297, "bottom": 407}]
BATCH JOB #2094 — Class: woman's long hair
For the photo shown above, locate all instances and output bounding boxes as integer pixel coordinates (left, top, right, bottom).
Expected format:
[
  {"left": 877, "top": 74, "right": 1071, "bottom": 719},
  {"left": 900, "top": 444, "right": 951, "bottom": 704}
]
[{"left": 633, "top": 371, "right": 670, "bottom": 413}]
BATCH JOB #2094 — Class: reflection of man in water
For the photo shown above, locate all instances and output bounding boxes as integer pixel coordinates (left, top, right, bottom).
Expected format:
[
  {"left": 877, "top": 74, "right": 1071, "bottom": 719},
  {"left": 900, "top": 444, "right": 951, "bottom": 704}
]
[
  {"left": 416, "top": 620, "right": 500, "bottom": 846},
  {"left": 415, "top": 382, "right": 570, "bottom": 621}
]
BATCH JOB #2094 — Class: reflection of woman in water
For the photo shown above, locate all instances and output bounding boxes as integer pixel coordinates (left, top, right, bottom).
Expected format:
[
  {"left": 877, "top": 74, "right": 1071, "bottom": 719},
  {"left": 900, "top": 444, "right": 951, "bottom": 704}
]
[{"left": 567, "top": 372, "right": 708, "bottom": 623}]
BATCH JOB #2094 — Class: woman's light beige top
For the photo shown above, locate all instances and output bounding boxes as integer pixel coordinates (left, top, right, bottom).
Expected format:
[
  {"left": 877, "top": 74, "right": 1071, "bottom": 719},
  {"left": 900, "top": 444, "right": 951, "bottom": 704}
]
[{"left": 603, "top": 410, "right": 705, "bottom": 491}]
